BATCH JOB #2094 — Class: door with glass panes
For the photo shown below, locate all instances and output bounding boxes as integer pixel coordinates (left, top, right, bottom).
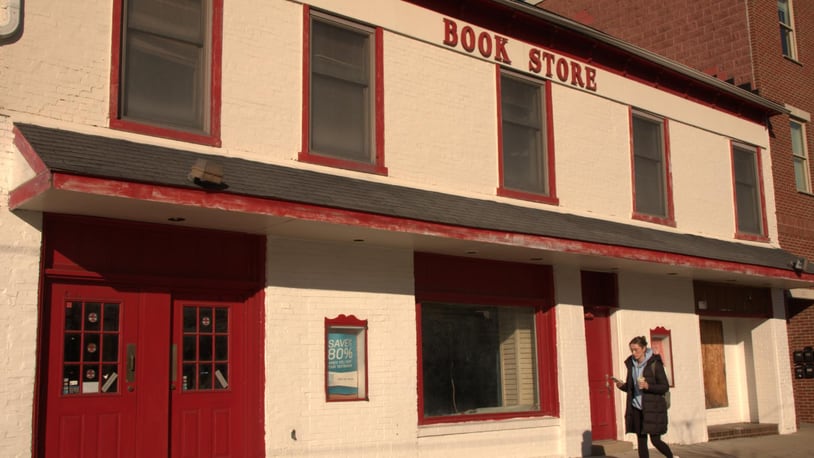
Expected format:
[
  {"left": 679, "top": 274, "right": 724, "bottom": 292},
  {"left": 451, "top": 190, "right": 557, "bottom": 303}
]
[{"left": 44, "top": 282, "right": 246, "bottom": 457}]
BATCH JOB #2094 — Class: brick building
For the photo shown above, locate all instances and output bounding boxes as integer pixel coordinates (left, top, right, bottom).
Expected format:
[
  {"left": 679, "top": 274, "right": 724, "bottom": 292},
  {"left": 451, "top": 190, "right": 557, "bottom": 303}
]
[
  {"left": 1, "top": 0, "right": 813, "bottom": 456},
  {"left": 539, "top": 0, "right": 814, "bottom": 425}
]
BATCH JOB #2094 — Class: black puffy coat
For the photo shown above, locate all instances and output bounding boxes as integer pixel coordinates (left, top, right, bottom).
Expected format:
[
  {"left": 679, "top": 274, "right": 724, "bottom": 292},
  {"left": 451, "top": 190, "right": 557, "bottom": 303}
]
[{"left": 619, "top": 353, "right": 670, "bottom": 435}]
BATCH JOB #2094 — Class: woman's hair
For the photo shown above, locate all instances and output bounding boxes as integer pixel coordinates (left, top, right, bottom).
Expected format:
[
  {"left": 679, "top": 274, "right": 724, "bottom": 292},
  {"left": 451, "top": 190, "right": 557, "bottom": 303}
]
[{"left": 629, "top": 335, "right": 648, "bottom": 347}]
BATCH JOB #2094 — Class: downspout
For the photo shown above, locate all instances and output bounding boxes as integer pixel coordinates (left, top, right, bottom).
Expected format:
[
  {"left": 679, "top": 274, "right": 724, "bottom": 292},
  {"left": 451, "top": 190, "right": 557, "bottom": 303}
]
[{"left": 0, "top": 0, "right": 22, "bottom": 45}]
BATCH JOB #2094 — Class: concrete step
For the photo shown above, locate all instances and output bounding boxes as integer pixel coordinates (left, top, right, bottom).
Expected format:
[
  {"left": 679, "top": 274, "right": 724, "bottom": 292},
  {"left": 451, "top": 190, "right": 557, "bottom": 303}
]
[
  {"left": 708, "top": 422, "right": 778, "bottom": 441},
  {"left": 590, "top": 439, "right": 634, "bottom": 456}
]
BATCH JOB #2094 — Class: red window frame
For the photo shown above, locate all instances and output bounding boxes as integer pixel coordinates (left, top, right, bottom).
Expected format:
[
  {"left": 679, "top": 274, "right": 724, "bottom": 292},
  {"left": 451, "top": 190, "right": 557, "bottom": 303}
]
[
  {"left": 629, "top": 108, "right": 676, "bottom": 227},
  {"left": 730, "top": 141, "right": 769, "bottom": 242},
  {"left": 300, "top": 5, "right": 387, "bottom": 175},
  {"left": 496, "top": 65, "right": 558, "bottom": 205},
  {"left": 414, "top": 253, "right": 558, "bottom": 425},
  {"left": 108, "top": 0, "right": 223, "bottom": 147}
]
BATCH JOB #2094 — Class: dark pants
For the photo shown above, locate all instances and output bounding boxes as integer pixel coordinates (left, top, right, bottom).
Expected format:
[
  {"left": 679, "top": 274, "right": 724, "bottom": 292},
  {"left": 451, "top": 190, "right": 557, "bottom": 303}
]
[{"left": 631, "top": 407, "right": 673, "bottom": 458}]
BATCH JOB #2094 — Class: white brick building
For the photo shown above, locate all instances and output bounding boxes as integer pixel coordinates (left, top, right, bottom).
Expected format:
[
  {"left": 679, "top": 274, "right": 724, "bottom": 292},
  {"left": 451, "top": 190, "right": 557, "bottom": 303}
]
[{"left": 1, "top": 0, "right": 812, "bottom": 456}]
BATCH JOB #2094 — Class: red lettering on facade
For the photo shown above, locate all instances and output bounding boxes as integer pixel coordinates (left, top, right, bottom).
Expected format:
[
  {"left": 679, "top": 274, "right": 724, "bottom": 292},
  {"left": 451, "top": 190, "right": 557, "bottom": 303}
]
[
  {"left": 442, "top": 18, "right": 458, "bottom": 47},
  {"left": 478, "top": 31, "right": 492, "bottom": 58},
  {"left": 585, "top": 67, "right": 597, "bottom": 91},
  {"left": 494, "top": 36, "right": 511, "bottom": 64},
  {"left": 570, "top": 62, "right": 584, "bottom": 88},
  {"left": 542, "top": 52, "right": 555, "bottom": 78},
  {"left": 529, "top": 49, "right": 541, "bottom": 73},
  {"left": 461, "top": 26, "right": 476, "bottom": 52},
  {"left": 556, "top": 58, "right": 569, "bottom": 82}
]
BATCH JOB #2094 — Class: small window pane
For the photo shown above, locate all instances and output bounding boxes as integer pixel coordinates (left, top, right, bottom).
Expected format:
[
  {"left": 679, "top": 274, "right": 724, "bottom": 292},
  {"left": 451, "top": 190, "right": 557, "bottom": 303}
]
[
  {"left": 183, "top": 335, "right": 197, "bottom": 361},
  {"left": 65, "top": 302, "right": 82, "bottom": 330},
  {"left": 64, "top": 334, "right": 81, "bottom": 362},
  {"left": 182, "top": 364, "right": 196, "bottom": 391},
  {"left": 63, "top": 365, "right": 80, "bottom": 395},
  {"left": 101, "top": 365, "right": 119, "bottom": 393},
  {"left": 102, "top": 334, "right": 119, "bottom": 362},
  {"left": 215, "top": 335, "right": 228, "bottom": 361},
  {"left": 199, "top": 308, "right": 213, "bottom": 332},
  {"left": 183, "top": 307, "right": 197, "bottom": 332},
  {"left": 84, "top": 334, "right": 101, "bottom": 362},
  {"left": 215, "top": 308, "right": 228, "bottom": 332},
  {"left": 85, "top": 303, "right": 102, "bottom": 331},
  {"left": 199, "top": 363, "right": 213, "bottom": 389},
  {"left": 103, "top": 303, "right": 120, "bottom": 331},
  {"left": 215, "top": 364, "right": 229, "bottom": 389},
  {"left": 199, "top": 335, "right": 213, "bottom": 361}
]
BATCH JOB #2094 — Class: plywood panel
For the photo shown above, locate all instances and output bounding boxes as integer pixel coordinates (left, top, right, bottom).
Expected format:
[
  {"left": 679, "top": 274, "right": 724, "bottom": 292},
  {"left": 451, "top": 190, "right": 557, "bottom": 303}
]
[{"left": 700, "top": 320, "right": 728, "bottom": 408}]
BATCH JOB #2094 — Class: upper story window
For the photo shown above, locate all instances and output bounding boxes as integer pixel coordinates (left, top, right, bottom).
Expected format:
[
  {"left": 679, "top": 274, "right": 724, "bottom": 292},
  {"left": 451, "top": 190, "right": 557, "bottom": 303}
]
[
  {"left": 792, "top": 119, "right": 811, "bottom": 193},
  {"left": 497, "top": 69, "right": 557, "bottom": 205},
  {"left": 631, "top": 110, "right": 674, "bottom": 226},
  {"left": 731, "top": 142, "right": 768, "bottom": 240},
  {"left": 778, "top": 0, "right": 798, "bottom": 60},
  {"left": 110, "top": 0, "right": 222, "bottom": 146},
  {"left": 300, "top": 9, "right": 386, "bottom": 175}
]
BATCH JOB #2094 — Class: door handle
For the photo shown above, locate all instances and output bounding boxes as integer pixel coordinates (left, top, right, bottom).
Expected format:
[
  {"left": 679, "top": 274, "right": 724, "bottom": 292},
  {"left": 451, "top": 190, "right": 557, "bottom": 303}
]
[
  {"left": 126, "top": 344, "right": 136, "bottom": 382},
  {"left": 170, "top": 344, "right": 177, "bottom": 390}
]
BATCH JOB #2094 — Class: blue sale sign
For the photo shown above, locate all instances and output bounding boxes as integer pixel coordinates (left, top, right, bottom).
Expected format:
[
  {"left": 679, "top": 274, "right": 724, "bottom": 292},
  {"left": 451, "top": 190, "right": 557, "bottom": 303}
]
[{"left": 327, "top": 333, "right": 358, "bottom": 396}]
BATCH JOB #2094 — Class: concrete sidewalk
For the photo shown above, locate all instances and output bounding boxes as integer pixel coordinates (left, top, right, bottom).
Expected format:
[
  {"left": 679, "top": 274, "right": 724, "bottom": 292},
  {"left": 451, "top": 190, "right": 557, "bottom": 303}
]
[{"left": 599, "top": 423, "right": 814, "bottom": 458}]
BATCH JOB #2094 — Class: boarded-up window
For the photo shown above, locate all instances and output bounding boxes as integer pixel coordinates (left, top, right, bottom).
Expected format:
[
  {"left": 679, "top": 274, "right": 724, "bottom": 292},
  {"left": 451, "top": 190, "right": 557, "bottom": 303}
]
[{"left": 700, "top": 320, "right": 728, "bottom": 408}]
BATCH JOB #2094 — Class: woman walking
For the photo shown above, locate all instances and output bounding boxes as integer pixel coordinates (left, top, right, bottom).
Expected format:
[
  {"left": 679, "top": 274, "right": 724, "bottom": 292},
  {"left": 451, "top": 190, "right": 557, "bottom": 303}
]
[{"left": 613, "top": 336, "right": 676, "bottom": 458}]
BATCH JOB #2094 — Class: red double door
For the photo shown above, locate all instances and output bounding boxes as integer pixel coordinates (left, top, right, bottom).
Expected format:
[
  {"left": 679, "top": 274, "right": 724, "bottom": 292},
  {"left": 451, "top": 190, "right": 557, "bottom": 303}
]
[{"left": 43, "top": 282, "right": 249, "bottom": 457}]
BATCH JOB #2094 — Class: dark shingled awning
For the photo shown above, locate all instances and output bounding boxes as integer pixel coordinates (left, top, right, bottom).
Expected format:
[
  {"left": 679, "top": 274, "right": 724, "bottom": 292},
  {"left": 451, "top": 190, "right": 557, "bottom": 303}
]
[{"left": 13, "top": 123, "right": 812, "bottom": 276}]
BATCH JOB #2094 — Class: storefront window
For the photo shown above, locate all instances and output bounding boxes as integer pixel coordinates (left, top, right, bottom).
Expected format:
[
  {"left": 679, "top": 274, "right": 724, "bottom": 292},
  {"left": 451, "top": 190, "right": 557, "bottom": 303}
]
[{"left": 421, "top": 303, "right": 538, "bottom": 417}]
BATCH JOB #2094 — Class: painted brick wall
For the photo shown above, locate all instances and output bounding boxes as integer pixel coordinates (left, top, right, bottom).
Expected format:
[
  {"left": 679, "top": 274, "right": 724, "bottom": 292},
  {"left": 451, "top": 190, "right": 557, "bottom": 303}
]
[
  {"left": 264, "top": 238, "right": 594, "bottom": 457},
  {"left": 0, "top": 117, "right": 43, "bottom": 456},
  {"left": 0, "top": 0, "right": 778, "bottom": 244},
  {"left": 542, "top": 0, "right": 814, "bottom": 425}
]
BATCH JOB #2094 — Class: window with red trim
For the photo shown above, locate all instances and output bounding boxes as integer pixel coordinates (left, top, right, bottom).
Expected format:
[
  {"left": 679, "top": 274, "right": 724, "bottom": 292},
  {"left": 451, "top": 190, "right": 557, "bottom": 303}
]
[
  {"left": 497, "top": 69, "right": 557, "bottom": 204},
  {"left": 631, "top": 110, "right": 675, "bottom": 226},
  {"left": 731, "top": 142, "right": 767, "bottom": 240},
  {"left": 300, "top": 8, "right": 387, "bottom": 175},
  {"left": 415, "top": 253, "right": 558, "bottom": 425},
  {"left": 110, "top": 0, "right": 222, "bottom": 146}
]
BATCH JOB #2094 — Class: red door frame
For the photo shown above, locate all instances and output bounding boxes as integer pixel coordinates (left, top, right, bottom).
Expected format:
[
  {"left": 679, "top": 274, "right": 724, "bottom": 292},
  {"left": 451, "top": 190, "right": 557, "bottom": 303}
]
[{"left": 34, "top": 214, "right": 266, "bottom": 457}]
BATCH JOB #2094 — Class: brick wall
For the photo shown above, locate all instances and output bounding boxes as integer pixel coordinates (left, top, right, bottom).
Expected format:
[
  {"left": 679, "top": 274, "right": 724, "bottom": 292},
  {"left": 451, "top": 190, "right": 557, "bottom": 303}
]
[
  {"left": 0, "top": 117, "right": 43, "bottom": 456},
  {"left": 542, "top": 0, "right": 754, "bottom": 86}
]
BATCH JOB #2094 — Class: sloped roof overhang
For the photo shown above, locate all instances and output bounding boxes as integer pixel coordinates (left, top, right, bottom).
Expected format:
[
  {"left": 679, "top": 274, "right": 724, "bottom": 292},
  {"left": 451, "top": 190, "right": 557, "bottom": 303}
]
[{"left": 9, "top": 123, "right": 813, "bottom": 288}]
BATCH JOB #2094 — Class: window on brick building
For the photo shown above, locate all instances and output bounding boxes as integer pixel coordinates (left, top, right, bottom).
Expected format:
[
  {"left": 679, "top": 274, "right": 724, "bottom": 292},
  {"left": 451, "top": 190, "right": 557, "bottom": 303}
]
[
  {"left": 778, "top": 0, "right": 798, "bottom": 60},
  {"left": 111, "top": 0, "right": 222, "bottom": 146},
  {"left": 497, "top": 70, "right": 557, "bottom": 204},
  {"left": 792, "top": 119, "right": 811, "bottom": 193},
  {"left": 300, "top": 10, "right": 386, "bottom": 174},
  {"left": 415, "top": 253, "right": 558, "bottom": 425},
  {"left": 631, "top": 110, "right": 674, "bottom": 226},
  {"left": 731, "top": 142, "right": 767, "bottom": 239}
]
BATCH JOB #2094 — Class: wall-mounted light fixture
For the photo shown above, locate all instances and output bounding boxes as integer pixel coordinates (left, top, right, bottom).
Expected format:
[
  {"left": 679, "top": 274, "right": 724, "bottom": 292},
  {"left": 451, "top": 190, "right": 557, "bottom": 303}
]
[
  {"left": 188, "top": 159, "right": 228, "bottom": 190},
  {"left": 791, "top": 257, "right": 808, "bottom": 276}
]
